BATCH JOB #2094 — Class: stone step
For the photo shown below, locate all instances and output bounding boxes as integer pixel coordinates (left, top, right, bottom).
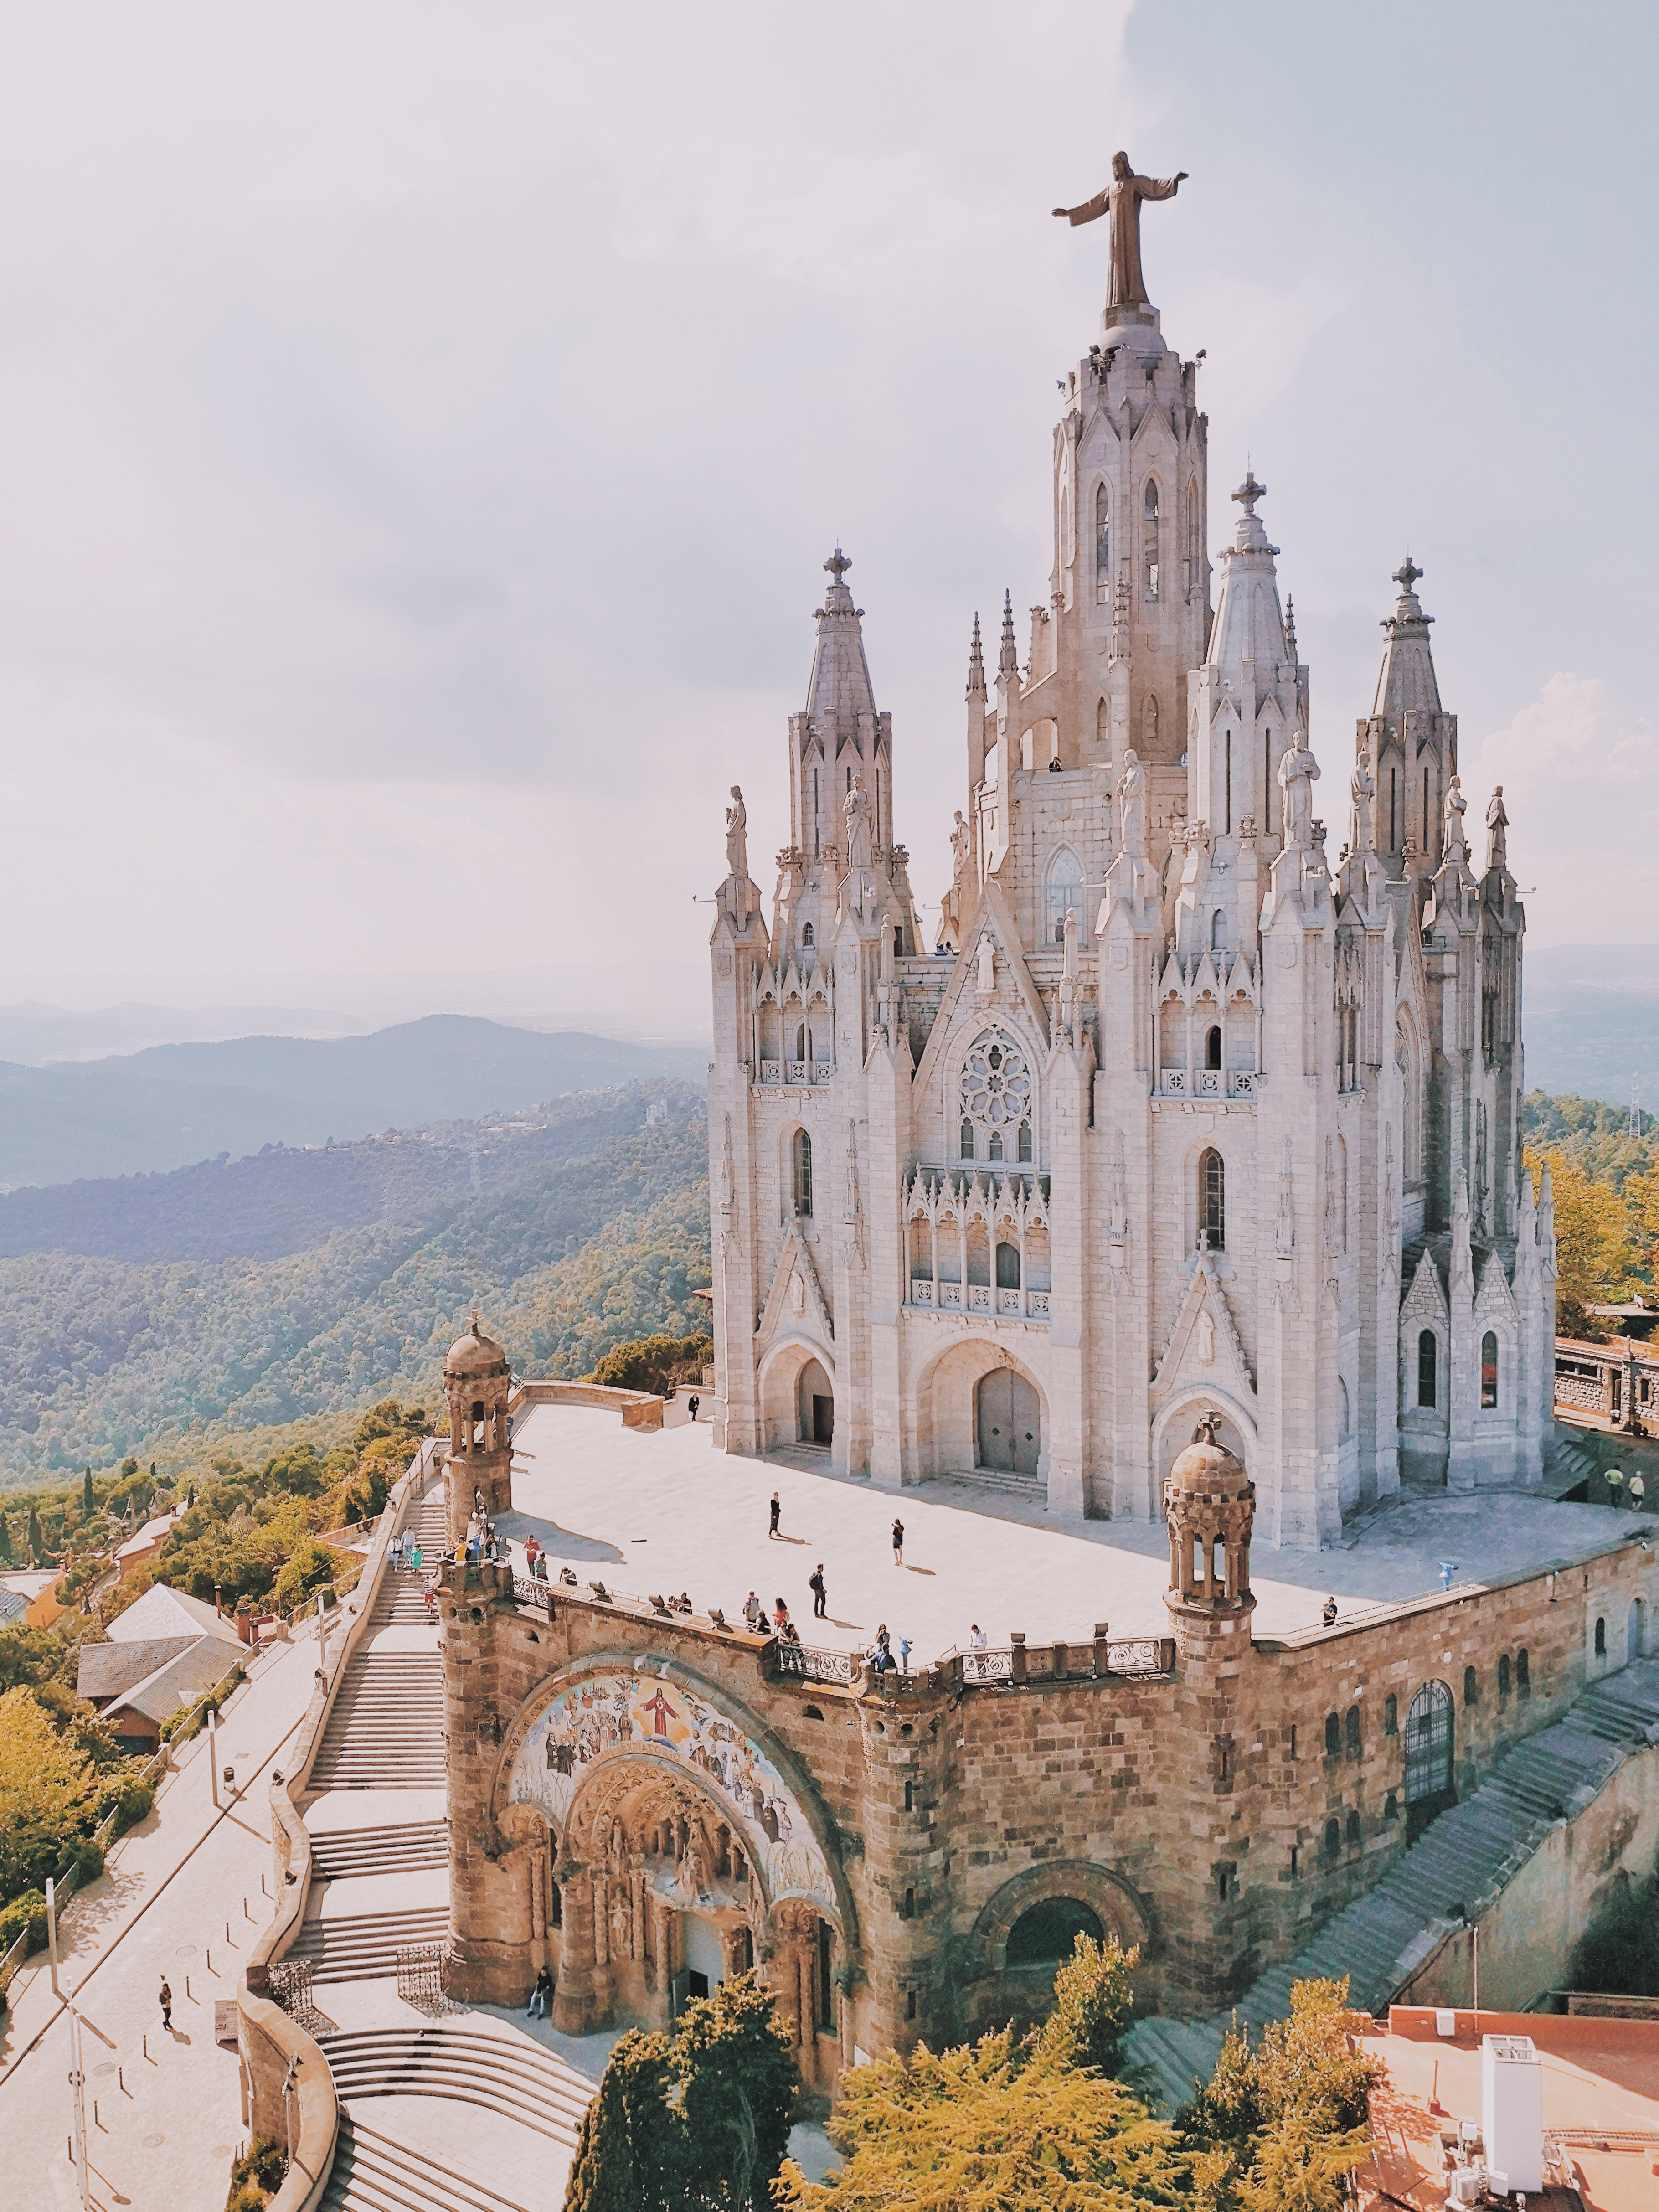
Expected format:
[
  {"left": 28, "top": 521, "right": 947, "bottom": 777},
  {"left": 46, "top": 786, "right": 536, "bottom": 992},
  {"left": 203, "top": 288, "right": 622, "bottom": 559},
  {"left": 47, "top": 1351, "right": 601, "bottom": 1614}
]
[
  {"left": 289, "top": 1907, "right": 449, "bottom": 1982},
  {"left": 321, "top": 2027, "right": 592, "bottom": 2142},
  {"left": 310, "top": 1824, "right": 448, "bottom": 1879},
  {"left": 321, "top": 2116, "right": 539, "bottom": 2212},
  {"left": 1123, "top": 1655, "right": 1659, "bottom": 2109}
]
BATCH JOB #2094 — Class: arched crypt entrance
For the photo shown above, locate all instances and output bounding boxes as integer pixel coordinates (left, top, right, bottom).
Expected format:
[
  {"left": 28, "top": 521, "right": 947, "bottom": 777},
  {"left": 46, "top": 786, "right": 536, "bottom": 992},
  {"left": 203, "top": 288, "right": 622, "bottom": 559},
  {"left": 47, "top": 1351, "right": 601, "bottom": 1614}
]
[
  {"left": 976, "top": 1367, "right": 1040, "bottom": 1476},
  {"left": 493, "top": 1664, "right": 851, "bottom": 2085}
]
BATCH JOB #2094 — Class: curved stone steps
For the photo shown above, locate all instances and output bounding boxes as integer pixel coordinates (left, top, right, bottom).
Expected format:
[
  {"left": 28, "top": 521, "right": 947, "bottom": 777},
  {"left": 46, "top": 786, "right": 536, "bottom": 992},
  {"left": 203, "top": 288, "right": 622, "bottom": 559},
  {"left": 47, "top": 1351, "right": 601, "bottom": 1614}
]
[
  {"left": 320, "top": 2027, "right": 591, "bottom": 2145},
  {"left": 320, "top": 2114, "right": 538, "bottom": 2212}
]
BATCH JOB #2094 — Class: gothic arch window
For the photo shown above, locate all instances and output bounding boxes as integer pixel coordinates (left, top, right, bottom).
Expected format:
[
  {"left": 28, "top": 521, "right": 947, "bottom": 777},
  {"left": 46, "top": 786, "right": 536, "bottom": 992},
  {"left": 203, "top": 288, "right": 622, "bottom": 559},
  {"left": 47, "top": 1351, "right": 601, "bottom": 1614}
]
[
  {"left": 1224, "top": 727, "right": 1232, "bottom": 832},
  {"left": 792, "top": 1129, "right": 813, "bottom": 1217},
  {"left": 1264, "top": 730, "right": 1273, "bottom": 836},
  {"left": 1044, "top": 846, "right": 1086, "bottom": 945},
  {"left": 1480, "top": 1330, "right": 1499, "bottom": 1409},
  {"left": 1143, "top": 478, "right": 1160, "bottom": 598},
  {"left": 1498, "top": 1653, "right": 1511, "bottom": 1698},
  {"left": 1096, "top": 696, "right": 1109, "bottom": 748},
  {"left": 1517, "top": 1648, "right": 1530, "bottom": 1697},
  {"left": 1205, "top": 1024, "right": 1221, "bottom": 1069},
  {"left": 1185, "top": 474, "right": 1200, "bottom": 592},
  {"left": 960, "top": 1117, "right": 974, "bottom": 1161},
  {"left": 1143, "top": 692, "right": 1159, "bottom": 747},
  {"left": 1417, "top": 1329, "right": 1437, "bottom": 1408},
  {"left": 1210, "top": 909, "right": 1227, "bottom": 957},
  {"left": 1200, "top": 1147, "right": 1225, "bottom": 1250},
  {"left": 801, "top": 922, "right": 814, "bottom": 947},
  {"left": 960, "top": 1031, "right": 1034, "bottom": 1163},
  {"left": 1094, "top": 483, "right": 1111, "bottom": 605}
]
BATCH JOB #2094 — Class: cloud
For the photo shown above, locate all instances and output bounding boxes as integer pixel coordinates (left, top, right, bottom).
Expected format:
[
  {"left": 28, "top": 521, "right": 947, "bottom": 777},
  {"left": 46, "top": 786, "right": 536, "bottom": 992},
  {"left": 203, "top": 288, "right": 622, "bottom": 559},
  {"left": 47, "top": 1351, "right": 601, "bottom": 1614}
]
[{"left": 1468, "top": 675, "right": 1659, "bottom": 947}]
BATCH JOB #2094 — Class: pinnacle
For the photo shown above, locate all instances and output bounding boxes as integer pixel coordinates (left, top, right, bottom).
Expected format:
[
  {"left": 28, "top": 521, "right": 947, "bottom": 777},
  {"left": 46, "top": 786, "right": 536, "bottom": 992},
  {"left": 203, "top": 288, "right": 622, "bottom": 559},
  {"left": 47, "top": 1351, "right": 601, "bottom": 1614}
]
[
  {"left": 967, "top": 612, "right": 985, "bottom": 696},
  {"left": 998, "top": 589, "right": 1018, "bottom": 678}
]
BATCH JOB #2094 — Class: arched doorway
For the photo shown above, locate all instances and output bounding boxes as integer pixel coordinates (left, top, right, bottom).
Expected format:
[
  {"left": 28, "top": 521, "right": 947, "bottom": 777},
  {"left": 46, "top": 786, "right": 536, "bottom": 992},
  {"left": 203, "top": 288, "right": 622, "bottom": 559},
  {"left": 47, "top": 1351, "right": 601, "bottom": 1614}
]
[
  {"left": 1006, "top": 1896, "right": 1104, "bottom": 1970},
  {"left": 977, "top": 1368, "right": 1039, "bottom": 1476},
  {"left": 798, "top": 1358, "right": 834, "bottom": 1447},
  {"left": 1403, "top": 1680, "right": 1455, "bottom": 1843}
]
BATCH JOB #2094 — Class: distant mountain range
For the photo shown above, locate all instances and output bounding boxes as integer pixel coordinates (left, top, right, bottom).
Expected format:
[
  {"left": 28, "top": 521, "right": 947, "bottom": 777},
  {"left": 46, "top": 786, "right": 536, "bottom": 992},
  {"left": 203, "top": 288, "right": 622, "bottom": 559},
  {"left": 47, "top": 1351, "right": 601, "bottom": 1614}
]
[
  {"left": 0, "top": 1081, "right": 712, "bottom": 1487},
  {"left": 0, "top": 1016, "right": 710, "bottom": 1187},
  {"left": 1522, "top": 946, "right": 1659, "bottom": 1111}
]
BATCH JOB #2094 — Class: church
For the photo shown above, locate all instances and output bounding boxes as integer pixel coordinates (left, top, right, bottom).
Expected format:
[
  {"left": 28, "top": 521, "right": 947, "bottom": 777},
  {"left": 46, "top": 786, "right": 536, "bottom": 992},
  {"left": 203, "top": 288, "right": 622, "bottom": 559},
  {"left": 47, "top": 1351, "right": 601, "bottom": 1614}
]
[{"left": 706, "top": 161, "right": 1554, "bottom": 1547}]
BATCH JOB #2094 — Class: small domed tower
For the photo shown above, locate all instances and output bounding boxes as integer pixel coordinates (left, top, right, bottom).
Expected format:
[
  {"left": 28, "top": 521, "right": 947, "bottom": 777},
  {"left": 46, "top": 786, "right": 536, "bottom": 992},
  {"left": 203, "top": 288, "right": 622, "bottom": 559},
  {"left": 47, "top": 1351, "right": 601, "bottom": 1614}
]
[
  {"left": 1164, "top": 1411, "right": 1255, "bottom": 1656},
  {"left": 443, "top": 1314, "right": 513, "bottom": 1546}
]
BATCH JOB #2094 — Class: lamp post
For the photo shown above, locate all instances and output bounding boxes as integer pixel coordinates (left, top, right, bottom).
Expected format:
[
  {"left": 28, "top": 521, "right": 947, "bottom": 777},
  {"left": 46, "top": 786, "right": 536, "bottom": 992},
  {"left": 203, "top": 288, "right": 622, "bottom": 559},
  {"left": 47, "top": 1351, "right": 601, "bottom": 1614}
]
[
  {"left": 67, "top": 2005, "right": 90, "bottom": 2207},
  {"left": 207, "top": 1706, "right": 218, "bottom": 1808}
]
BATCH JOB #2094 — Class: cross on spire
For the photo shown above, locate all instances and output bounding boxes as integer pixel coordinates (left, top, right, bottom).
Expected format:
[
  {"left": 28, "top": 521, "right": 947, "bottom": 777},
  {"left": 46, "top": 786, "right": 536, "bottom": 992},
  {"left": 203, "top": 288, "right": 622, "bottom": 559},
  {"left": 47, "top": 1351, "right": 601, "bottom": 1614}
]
[
  {"left": 824, "top": 547, "right": 852, "bottom": 584},
  {"left": 1393, "top": 556, "right": 1423, "bottom": 593},
  {"left": 1231, "top": 470, "right": 1266, "bottom": 514}
]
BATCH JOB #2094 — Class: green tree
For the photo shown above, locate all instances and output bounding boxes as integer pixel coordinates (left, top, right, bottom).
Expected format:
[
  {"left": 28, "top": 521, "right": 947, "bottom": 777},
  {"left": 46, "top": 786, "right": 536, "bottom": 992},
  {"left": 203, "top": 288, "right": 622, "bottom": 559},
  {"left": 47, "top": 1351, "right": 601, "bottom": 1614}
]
[
  {"left": 563, "top": 2028, "right": 683, "bottom": 2212},
  {"left": 587, "top": 1333, "right": 713, "bottom": 1396},
  {"left": 676, "top": 1972, "right": 800, "bottom": 2210},
  {"left": 81, "top": 1469, "right": 94, "bottom": 1521},
  {"left": 0, "top": 1515, "right": 11, "bottom": 1566},
  {"left": 25, "top": 1506, "right": 42, "bottom": 1565},
  {"left": 0, "top": 1686, "right": 103, "bottom": 1897},
  {"left": 1526, "top": 1145, "right": 1632, "bottom": 1335}
]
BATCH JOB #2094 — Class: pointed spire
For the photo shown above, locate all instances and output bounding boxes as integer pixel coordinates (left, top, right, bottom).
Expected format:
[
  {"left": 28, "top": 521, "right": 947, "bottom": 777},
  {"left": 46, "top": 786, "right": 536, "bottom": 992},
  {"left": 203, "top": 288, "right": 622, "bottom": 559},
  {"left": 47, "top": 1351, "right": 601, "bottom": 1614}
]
[
  {"left": 1371, "top": 555, "right": 1442, "bottom": 719},
  {"left": 1284, "top": 593, "right": 1298, "bottom": 665},
  {"left": 805, "top": 546, "right": 877, "bottom": 735},
  {"left": 966, "top": 612, "right": 985, "bottom": 698},
  {"left": 998, "top": 590, "right": 1018, "bottom": 681}
]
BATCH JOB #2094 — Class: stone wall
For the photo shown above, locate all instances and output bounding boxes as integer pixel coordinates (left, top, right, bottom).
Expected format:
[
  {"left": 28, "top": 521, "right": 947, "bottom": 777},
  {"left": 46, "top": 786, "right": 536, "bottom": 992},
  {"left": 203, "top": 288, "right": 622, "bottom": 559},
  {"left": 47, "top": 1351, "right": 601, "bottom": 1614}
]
[{"left": 440, "top": 1533, "right": 1659, "bottom": 2059}]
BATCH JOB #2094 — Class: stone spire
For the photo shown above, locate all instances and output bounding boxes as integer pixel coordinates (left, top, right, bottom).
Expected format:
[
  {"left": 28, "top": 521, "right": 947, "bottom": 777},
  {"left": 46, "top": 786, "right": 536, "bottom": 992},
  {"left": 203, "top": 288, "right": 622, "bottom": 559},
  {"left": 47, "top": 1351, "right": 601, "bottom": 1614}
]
[
  {"left": 1371, "top": 558, "right": 1442, "bottom": 722},
  {"left": 804, "top": 547, "right": 878, "bottom": 740},
  {"left": 1204, "top": 473, "right": 1290, "bottom": 677},
  {"left": 966, "top": 612, "right": 985, "bottom": 699},
  {"left": 998, "top": 589, "right": 1018, "bottom": 681}
]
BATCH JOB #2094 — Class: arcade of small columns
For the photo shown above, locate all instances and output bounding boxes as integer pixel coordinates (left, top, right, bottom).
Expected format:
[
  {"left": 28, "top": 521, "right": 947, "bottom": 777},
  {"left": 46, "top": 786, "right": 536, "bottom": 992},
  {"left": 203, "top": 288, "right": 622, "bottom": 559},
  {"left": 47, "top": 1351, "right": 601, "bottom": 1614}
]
[{"left": 538, "top": 1764, "right": 845, "bottom": 2086}]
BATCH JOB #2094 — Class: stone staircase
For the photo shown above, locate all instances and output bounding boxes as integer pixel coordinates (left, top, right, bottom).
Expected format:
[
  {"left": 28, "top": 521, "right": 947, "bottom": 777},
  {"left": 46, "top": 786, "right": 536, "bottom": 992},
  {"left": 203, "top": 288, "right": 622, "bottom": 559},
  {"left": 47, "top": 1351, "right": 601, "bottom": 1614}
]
[
  {"left": 320, "top": 2114, "right": 552, "bottom": 2212},
  {"left": 310, "top": 1821, "right": 448, "bottom": 1881},
  {"left": 320, "top": 2026, "right": 591, "bottom": 2146},
  {"left": 1124, "top": 1657, "right": 1659, "bottom": 2115},
  {"left": 289, "top": 1904, "right": 450, "bottom": 1985},
  {"left": 309, "top": 1655, "right": 447, "bottom": 1788}
]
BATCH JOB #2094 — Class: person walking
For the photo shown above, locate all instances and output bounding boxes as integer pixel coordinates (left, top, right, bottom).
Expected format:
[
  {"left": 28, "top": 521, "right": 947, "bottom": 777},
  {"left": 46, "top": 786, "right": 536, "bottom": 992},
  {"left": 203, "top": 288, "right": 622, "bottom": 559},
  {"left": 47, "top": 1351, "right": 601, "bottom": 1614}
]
[
  {"left": 688, "top": 1393, "right": 701, "bottom": 1423},
  {"left": 388, "top": 1531, "right": 402, "bottom": 1571},
  {"left": 892, "top": 1517, "right": 904, "bottom": 1567},
  {"left": 527, "top": 1966, "right": 552, "bottom": 2020},
  {"left": 159, "top": 1977, "right": 173, "bottom": 2030},
  {"left": 1607, "top": 1465, "right": 1626, "bottom": 1507},
  {"left": 1631, "top": 1469, "right": 1647, "bottom": 1512},
  {"left": 809, "top": 1563, "right": 827, "bottom": 1618},
  {"left": 769, "top": 1492, "right": 782, "bottom": 1537}
]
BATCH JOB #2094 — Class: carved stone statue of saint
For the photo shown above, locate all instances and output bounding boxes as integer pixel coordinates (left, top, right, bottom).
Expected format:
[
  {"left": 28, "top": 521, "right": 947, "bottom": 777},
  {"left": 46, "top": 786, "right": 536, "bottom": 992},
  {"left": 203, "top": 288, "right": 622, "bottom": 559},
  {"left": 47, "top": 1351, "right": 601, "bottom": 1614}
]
[
  {"left": 843, "top": 773, "right": 874, "bottom": 870},
  {"left": 949, "top": 809, "right": 969, "bottom": 882},
  {"left": 1485, "top": 784, "right": 1509, "bottom": 874},
  {"left": 977, "top": 935, "right": 997, "bottom": 995},
  {"left": 724, "top": 785, "right": 749, "bottom": 881},
  {"left": 1350, "top": 740, "right": 1375, "bottom": 856},
  {"left": 1276, "top": 729, "right": 1319, "bottom": 850},
  {"left": 1118, "top": 746, "right": 1147, "bottom": 856},
  {"left": 1053, "top": 153, "right": 1188, "bottom": 308},
  {"left": 1443, "top": 774, "right": 1468, "bottom": 865}
]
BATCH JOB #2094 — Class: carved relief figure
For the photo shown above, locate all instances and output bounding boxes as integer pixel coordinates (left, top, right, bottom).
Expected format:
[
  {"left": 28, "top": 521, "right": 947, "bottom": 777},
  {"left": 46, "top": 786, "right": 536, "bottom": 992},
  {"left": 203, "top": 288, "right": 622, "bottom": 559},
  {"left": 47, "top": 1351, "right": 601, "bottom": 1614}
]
[
  {"left": 724, "top": 786, "right": 749, "bottom": 880},
  {"left": 843, "top": 773, "right": 874, "bottom": 869},
  {"left": 1118, "top": 746, "right": 1147, "bottom": 856}
]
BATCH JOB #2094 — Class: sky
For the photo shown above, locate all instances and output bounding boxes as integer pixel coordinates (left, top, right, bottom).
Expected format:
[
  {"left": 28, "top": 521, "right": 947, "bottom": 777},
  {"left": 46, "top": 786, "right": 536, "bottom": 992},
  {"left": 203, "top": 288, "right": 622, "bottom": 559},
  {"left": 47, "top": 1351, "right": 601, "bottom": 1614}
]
[{"left": 0, "top": 0, "right": 1652, "bottom": 1016}]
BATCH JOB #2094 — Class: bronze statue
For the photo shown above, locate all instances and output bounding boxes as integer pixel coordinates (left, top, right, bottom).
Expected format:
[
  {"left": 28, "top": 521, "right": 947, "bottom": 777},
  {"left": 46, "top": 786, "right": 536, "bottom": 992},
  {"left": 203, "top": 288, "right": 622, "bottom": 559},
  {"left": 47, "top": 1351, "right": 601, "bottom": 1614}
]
[{"left": 1054, "top": 152, "right": 1187, "bottom": 307}]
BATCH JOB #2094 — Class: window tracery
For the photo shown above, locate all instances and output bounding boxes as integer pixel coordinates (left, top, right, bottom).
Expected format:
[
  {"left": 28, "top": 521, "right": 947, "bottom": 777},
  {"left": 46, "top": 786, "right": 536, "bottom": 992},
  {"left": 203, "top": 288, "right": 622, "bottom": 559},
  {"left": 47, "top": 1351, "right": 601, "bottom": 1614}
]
[{"left": 959, "top": 1031, "right": 1034, "bottom": 1164}]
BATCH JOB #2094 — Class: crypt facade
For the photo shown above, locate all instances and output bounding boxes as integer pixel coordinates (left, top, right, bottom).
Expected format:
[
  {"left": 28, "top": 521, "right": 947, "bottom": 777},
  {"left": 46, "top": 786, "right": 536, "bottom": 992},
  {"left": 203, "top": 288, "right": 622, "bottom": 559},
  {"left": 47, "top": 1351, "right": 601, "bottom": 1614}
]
[{"left": 705, "top": 195, "right": 1553, "bottom": 1547}]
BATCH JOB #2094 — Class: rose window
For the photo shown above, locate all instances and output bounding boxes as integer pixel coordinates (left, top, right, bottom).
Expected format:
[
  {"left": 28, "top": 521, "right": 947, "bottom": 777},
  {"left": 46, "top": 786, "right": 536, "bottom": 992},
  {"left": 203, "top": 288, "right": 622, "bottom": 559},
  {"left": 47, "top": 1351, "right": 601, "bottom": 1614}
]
[{"left": 961, "top": 1035, "right": 1032, "bottom": 1129}]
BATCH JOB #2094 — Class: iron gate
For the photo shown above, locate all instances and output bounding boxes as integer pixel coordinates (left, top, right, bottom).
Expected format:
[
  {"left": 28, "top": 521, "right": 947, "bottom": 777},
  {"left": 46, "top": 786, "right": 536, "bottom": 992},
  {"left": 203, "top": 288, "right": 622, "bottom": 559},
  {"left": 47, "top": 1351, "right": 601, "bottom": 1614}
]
[{"left": 1404, "top": 1679, "right": 1454, "bottom": 1802}]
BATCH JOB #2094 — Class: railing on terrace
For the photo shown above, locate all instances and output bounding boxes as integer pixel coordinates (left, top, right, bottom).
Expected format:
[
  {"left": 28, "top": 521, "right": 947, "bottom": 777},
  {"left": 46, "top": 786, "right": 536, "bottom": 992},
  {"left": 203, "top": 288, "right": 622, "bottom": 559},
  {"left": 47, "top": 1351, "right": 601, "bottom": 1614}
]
[{"left": 1158, "top": 1068, "right": 1259, "bottom": 1100}]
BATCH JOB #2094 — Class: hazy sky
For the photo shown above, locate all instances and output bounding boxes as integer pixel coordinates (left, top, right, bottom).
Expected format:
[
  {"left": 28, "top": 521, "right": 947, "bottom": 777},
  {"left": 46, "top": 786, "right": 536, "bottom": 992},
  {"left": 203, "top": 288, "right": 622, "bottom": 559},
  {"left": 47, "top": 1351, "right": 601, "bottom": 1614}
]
[{"left": 0, "top": 0, "right": 1652, "bottom": 1004}]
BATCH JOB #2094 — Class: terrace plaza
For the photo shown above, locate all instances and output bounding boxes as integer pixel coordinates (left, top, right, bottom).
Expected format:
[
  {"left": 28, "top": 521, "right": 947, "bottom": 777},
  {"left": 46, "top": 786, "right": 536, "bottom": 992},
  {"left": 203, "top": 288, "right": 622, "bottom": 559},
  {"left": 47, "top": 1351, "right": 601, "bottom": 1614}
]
[{"left": 498, "top": 1402, "right": 1647, "bottom": 1654}]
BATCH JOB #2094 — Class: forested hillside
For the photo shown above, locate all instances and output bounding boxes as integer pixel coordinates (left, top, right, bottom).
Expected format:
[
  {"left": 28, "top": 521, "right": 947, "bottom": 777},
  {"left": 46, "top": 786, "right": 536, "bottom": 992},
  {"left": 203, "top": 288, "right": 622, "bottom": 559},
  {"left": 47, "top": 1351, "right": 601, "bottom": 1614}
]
[{"left": 0, "top": 1082, "right": 710, "bottom": 1492}]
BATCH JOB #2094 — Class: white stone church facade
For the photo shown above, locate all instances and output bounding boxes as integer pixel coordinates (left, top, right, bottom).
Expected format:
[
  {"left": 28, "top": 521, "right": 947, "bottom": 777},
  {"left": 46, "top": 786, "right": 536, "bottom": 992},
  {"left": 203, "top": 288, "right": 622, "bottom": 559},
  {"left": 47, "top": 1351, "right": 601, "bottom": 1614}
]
[{"left": 706, "top": 287, "right": 1554, "bottom": 1548}]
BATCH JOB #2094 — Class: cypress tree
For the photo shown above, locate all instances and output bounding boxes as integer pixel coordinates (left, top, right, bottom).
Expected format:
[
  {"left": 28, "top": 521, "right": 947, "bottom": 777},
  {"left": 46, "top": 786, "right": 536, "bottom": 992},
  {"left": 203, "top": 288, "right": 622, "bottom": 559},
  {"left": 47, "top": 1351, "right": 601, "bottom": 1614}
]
[
  {"left": 562, "top": 2028, "right": 680, "bottom": 2212},
  {"left": 0, "top": 1514, "right": 11, "bottom": 1564},
  {"left": 26, "top": 1504, "right": 44, "bottom": 1564},
  {"left": 82, "top": 1468, "right": 95, "bottom": 1520}
]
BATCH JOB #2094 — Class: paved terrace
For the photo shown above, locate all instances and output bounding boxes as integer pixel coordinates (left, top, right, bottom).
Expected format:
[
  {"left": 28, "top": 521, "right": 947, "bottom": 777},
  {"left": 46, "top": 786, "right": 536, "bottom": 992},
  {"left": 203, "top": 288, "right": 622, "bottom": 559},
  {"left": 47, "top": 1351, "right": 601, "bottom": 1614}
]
[{"left": 501, "top": 1407, "right": 1653, "bottom": 1659}]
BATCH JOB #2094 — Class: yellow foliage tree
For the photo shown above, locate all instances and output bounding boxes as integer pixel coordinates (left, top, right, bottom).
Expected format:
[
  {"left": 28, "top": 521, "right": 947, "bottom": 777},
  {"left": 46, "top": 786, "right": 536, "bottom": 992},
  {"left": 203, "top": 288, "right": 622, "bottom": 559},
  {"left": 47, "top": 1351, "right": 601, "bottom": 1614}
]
[
  {"left": 0, "top": 1685, "right": 102, "bottom": 1898},
  {"left": 1525, "top": 1146, "right": 1631, "bottom": 1336}
]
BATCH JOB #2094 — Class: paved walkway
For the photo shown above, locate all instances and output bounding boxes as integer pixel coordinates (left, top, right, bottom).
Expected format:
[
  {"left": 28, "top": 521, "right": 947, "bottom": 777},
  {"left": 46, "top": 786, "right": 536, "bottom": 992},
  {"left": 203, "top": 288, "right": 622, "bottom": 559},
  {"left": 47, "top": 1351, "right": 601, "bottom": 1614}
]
[
  {"left": 0, "top": 1624, "right": 323, "bottom": 2211},
  {"left": 500, "top": 1408, "right": 1650, "bottom": 1660}
]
